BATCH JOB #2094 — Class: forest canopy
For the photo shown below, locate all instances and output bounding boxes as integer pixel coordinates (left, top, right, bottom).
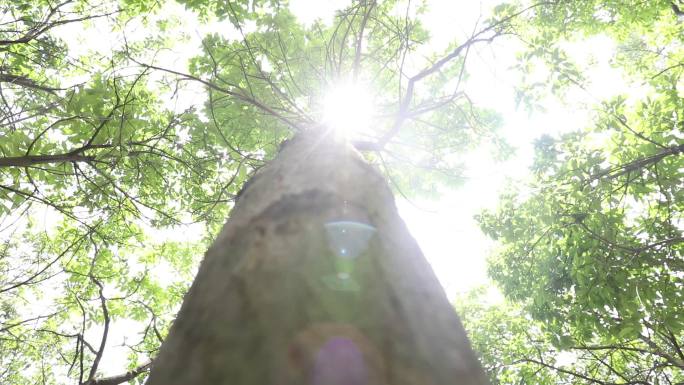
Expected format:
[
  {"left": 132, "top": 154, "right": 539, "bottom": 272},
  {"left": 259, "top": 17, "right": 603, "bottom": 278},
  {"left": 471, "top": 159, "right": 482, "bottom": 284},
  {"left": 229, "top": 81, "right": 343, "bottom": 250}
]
[{"left": 0, "top": 0, "right": 682, "bottom": 384}]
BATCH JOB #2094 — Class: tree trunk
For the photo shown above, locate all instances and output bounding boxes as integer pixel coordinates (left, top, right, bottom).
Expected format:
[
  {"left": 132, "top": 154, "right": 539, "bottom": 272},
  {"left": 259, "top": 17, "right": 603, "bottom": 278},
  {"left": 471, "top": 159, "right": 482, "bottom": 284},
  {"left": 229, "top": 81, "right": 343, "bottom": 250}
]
[{"left": 146, "top": 130, "right": 488, "bottom": 385}]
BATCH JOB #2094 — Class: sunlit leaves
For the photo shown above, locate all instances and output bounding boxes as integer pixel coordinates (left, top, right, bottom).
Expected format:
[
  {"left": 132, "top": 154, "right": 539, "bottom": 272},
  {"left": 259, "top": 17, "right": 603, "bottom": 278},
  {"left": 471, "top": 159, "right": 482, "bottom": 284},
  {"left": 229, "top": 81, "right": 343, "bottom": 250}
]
[{"left": 477, "top": 2, "right": 684, "bottom": 383}]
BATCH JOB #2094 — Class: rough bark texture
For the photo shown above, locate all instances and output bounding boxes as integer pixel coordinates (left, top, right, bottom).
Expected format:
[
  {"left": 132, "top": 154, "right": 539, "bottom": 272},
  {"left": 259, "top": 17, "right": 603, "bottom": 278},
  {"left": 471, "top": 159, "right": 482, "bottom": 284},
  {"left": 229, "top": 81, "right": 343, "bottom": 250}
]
[{"left": 146, "top": 130, "right": 488, "bottom": 385}]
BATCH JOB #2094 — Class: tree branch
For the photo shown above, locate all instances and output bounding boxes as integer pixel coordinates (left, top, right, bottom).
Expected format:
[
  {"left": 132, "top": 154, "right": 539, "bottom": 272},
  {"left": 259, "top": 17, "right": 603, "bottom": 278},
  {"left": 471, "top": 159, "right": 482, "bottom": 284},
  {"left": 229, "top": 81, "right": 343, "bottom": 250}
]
[
  {"left": 133, "top": 61, "right": 299, "bottom": 129},
  {"left": 374, "top": 2, "right": 550, "bottom": 148},
  {"left": 591, "top": 143, "right": 684, "bottom": 181},
  {"left": 352, "top": 0, "right": 376, "bottom": 81},
  {"left": 0, "top": 152, "right": 95, "bottom": 168},
  {"left": 0, "top": 3, "right": 117, "bottom": 46},
  {"left": 0, "top": 73, "right": 63, "bottom": 93},
  {"left": 84, "top": 361, "right": 152, "bottom": 385}
]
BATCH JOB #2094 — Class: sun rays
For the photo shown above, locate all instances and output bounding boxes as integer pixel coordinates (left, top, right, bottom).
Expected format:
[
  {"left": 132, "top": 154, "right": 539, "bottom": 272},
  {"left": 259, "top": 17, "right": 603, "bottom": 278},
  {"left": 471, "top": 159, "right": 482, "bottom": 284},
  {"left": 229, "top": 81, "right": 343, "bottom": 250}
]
[{"left": 322, "top": 82, "right": 375, "bottom": 140}]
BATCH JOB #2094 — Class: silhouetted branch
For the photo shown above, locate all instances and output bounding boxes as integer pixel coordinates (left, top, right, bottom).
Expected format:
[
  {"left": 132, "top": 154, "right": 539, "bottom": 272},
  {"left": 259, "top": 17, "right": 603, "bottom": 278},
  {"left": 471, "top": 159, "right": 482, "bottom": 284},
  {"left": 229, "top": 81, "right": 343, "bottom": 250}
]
[
  {"left": 84, "top": 361, "right": 152, "bottom": 385},
  {"left": 374, "top": 3, "right": 550, "bottom": 148}
]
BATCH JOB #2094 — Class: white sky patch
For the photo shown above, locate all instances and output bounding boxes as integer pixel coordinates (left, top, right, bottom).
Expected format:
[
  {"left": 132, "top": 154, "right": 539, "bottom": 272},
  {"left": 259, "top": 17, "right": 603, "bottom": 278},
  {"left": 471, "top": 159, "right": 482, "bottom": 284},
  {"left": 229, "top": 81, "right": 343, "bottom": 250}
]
[
  {"left": 556, "top": 350, "right": 578, "bottom": 366},
  {"left": 290, "top": 0, "right": 351, "bottom": 26},
  {"left": 419, "top": 0, "right": 497, "bottom": 52}
]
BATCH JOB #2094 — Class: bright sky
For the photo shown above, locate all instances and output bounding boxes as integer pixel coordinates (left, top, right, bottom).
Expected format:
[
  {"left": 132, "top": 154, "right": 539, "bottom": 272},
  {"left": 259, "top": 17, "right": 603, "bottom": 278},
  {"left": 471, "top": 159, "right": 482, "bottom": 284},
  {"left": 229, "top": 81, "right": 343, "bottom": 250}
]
[
  {"left": 50, "top": 0, "right": 630, "bottom": 299},
  {"left": 40, "top": 0, "right": 639, "bottom": 375},
  {"left": 290, "top": 0, "right": 626, "bottom": 300},
  {"left": 400, "top": 22, "right": 633, "bottom": 302}
]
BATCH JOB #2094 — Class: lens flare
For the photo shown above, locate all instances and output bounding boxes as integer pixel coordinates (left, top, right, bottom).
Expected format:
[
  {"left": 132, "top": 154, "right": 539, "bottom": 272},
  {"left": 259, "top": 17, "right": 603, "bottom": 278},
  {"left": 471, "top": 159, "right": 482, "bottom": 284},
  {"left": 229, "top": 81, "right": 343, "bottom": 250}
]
[
  {"left": 311, "top": 337, "right": 367, "bottom": 385},
  {"left": 322, "top": 83, "right": 374, "bottom": 138},
  {"left": 324, "top": 221, "right": 376, "bottom": 259}
]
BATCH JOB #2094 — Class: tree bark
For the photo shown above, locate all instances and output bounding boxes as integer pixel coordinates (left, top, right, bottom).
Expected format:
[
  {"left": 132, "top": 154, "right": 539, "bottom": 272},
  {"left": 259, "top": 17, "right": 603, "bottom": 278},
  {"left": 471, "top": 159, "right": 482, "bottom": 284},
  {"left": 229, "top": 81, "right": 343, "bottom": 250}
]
[
  {"left": 146, "top": 130, "right": 488, "bottom": 385},
  {"left": 0, "top": 153, "right": 94, "bottom": 168}
]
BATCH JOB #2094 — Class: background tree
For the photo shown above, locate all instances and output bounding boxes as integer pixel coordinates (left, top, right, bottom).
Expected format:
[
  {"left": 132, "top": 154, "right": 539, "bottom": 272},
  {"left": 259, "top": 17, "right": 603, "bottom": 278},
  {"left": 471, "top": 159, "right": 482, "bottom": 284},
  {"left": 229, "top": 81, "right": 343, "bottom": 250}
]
[
  {"left": 475, "top": 1, "right": 684, "bottom": 384},
  {"left": 0, "top": 1, "right": 244, "bottom": 383}
]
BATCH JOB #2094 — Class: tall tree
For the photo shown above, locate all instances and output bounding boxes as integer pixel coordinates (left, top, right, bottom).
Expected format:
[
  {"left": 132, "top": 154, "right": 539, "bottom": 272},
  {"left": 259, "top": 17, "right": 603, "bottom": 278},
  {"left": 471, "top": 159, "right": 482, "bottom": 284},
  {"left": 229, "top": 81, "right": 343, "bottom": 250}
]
[{"left": 146, "top": 130, "right": 488, "bottom": 385}]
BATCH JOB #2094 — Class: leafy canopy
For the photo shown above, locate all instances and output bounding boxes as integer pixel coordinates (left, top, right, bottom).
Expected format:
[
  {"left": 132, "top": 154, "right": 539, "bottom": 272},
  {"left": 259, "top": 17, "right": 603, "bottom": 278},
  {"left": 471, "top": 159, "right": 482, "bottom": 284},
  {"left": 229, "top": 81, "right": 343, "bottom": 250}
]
[
  {"left": 475, "top": 1, "right": 684, "bottom": 384},
  {"left": 0, "top": 0, "right": 509, "bottom": 384}
]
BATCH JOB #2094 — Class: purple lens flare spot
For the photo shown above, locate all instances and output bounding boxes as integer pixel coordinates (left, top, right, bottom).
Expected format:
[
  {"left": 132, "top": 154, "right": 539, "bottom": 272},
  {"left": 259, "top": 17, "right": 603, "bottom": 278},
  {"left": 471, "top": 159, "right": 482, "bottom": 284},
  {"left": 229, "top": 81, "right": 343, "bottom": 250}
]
[{"left": 311, "top": 337, "right": 367, "bottom": 385}]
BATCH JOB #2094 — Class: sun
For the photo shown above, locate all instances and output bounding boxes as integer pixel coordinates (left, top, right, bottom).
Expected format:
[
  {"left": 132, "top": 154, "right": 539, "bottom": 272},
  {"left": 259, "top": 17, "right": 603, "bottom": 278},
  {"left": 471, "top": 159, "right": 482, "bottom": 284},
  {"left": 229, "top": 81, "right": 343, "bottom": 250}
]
[{"left": 322, "top": 82, "right": 375, "bottom": 139}]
